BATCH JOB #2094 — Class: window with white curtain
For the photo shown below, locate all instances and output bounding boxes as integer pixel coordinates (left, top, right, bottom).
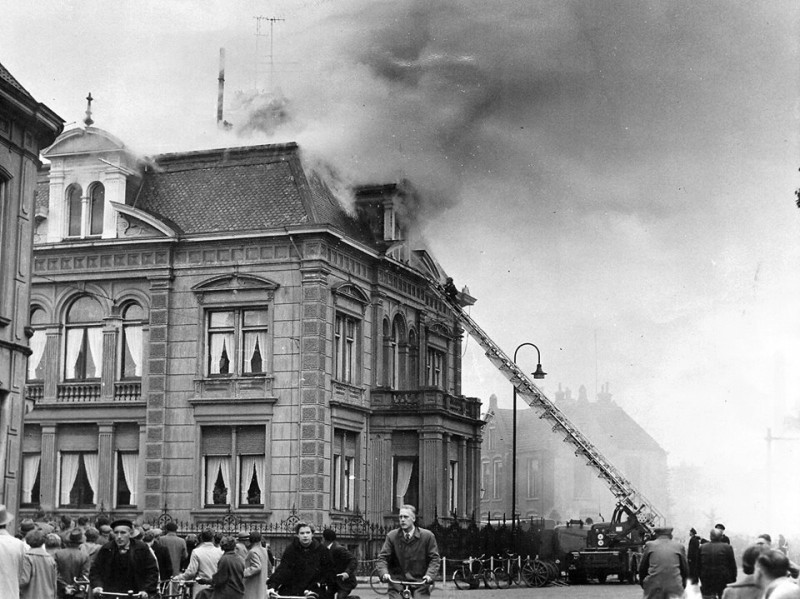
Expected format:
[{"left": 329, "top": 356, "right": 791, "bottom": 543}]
[
  {"left": 116, "top": 452, "right": 139, "bottom": 507},
  {"left": 27, "top": 307, "right": 48, "bottom": 381},
  {"left": 334, "top": 313, "right": 360, "bottom": 384},
  {"left": 60, "top": 452, "right": 98, "bottom": 507},
  {"left": 426, "top": 348, "right": 445, "bottom": 387},
  {"left": 207, "top": 308, "right": 269, "bottom": 376},
  {"left": 121, "top": 303, "right": 145, "bottom": 378},
  {"left": 64, "top": 296, "right": 104, "bottom": 380},
  {"left": 21, "top": 454, "right": 41, "bottom": 506},
  {"left": 332, "top": 429, "right": 358, "bottom": 511},
  {"left": 449, "top": 461, "right": 459, "bottom": 515},
  {"left": 393, "top": 458, "right": 418, "bottom": 510},
  {"left": 202, "top": 425, "right": 266, "bottom": 508},
  {"left": 66, "top": 184, "right": 83, "bottom": 238}
]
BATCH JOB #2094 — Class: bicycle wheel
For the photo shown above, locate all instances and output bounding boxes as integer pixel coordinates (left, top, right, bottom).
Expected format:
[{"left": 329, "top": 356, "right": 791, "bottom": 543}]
[
  {"left": 528, "top": 561, "right": 550, "bottom": 587},
  {"left": 452, "top": 568, "right": 470, "bottom": 590},
  {"left": 370, "top": 568, "right": 389, "bottom": 595},
  {"left": 520, "top": 562, "right": 536, "bottom": 587},
  {"left": 492, "top": 567, "right": 512, "bottom": 589}
]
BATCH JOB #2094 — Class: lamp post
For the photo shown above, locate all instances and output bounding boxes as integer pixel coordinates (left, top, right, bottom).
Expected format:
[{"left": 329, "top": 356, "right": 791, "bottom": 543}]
[{"left": 511, "top": 342, "right": 546, "bottom": 545}]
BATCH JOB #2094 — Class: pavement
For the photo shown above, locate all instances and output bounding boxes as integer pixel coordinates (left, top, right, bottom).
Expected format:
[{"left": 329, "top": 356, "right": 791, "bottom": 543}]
[{"left": 353, "top": 580, "right": 647, "bottom": 599}]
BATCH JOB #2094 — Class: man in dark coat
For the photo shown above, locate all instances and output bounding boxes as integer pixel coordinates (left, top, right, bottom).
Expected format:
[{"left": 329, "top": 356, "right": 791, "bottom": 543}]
[
  {"left": 322, "top": 529, "right": 358, "bottom": 599},
  {"left": 268, "top": 522, "right": 335, "bottom": 598},
  {"left": 90, "top": 519, "right": 159, "bottom": 598},
  {"left": 55, "top": 528, "right": 90, "bottom": 598},
  {"left": 699, "top": 528, "right": 737, "bottom": 599},
  {"left": 688, "top": 528, "right": 706, "bottom": 585},
  {"left": 638, "top": 527, "right": 688, "bottom": 599},
  {"left": 376, "top": 505, "right": 441, "bottom": 599}
]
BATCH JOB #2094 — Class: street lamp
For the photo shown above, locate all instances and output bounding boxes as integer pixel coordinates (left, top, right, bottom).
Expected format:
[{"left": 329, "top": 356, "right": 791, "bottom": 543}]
[{"left": 511, "top": 342, "right": 545, "bottom": 544}]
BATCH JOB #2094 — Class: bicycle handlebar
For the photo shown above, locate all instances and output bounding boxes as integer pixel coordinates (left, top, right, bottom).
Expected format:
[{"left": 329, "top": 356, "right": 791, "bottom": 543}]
[{"left": 385, "top": 577, "right": 430, "bottom": 587}]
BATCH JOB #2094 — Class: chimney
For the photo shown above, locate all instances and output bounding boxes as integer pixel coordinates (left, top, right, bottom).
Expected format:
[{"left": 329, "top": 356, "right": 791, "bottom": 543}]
[{"left": 217, "top": 48, "right": 225, "bottom": 126}]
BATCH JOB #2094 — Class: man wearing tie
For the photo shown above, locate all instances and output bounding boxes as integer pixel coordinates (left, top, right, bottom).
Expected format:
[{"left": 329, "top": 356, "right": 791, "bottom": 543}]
[{"left": 376, "top": 505, "right": 440, "bottom": 599}]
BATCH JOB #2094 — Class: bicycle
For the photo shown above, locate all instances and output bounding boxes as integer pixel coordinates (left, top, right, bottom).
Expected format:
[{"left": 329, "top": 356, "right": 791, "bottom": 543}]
[
  {"left": 385, "top": 576, "right": 430, "bottom": 599},
  {"left": 452, "top": 554, "right": 500, "bottom": 590},
  {"left": 369, "top": 566, "right": 389, "bottom": 595},
  {"left": 65, "top": 577, "right": 90, "bottom": 598},
  {"left": 494, "top": 552, "right": 536, "bottom": 587},
  {"left": 268, "top": 591, "right": 320, "bottom": 599},
  {"left": 160, "top": 578, "right": 193, "bottom": 599}
]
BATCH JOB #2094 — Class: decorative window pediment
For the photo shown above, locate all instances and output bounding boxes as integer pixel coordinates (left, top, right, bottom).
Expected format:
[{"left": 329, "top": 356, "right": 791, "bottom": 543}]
[
  {"left": 332, "top": 282, "right": 369, "bottom": 315},
  {"left": 192, "top": 274, "right": 279, "bottom": 305}
]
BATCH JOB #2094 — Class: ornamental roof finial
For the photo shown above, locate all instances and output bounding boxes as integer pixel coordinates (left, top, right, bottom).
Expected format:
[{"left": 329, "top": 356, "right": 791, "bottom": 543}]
[{"left": 84, "top": 92, "right": 94, "bottom": 127}]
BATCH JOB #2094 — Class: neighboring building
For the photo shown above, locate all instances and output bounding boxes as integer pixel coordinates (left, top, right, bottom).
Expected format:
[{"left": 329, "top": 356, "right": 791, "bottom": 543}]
[
  {"left": 481, "top": 384, "right": 670, "bottom": 525},
  {"left": 21, "top": 118, "right": 484, "bottom": 528},
  {"left": 0, "top": 62, "right": 62, "bottom": 524}
]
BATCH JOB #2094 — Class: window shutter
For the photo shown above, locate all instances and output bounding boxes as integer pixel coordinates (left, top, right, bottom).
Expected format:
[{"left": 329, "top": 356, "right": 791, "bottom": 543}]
[
  {"left": 59, "top": 425, "right": 99, "bottom": 451},
  {"left": 237, "top": 426, "right": 266, "bottom": 454},
  {"left": 202, "top": 427, "right": 232, "bottom": 454},
  {"left": 114, "top": 424, "right": 139, "bottom": 451}
]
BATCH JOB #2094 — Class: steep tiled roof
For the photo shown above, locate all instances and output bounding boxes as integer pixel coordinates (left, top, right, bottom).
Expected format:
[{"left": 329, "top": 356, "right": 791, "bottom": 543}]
[
  {"left": 0, "top": 61, "right": 35, "bottom": 101},
  {"left": 134, "top": 143, "right": 371, "bottom": 240}
]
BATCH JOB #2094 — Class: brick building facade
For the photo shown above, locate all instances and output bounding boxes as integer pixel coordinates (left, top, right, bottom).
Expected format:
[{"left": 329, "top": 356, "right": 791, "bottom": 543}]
[
  {"left": 0, "top": 61, "right": 62, "bottom": 523},
  {"left": 480, "top": 384, "right": 670, "bottom": 525},
  {"left": 21, "top": 122, "right": 484, "bottom": 528}
]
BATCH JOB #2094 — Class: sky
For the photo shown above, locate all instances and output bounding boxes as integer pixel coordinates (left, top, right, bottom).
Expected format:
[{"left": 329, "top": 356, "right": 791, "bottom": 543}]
[{"left": 4, "top": 1, "right": 800, "bottom": 534}]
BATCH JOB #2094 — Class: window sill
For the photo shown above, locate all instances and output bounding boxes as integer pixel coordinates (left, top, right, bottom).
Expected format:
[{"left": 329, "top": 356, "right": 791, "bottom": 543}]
[{"left": 192, "top": 376, "right": 275, "bottom": 402}]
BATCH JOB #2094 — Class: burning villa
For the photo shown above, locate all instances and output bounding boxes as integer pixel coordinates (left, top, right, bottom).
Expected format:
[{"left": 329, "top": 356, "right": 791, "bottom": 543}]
[{"left": 21, "top": 118, "right": 485, "bottom": 530}]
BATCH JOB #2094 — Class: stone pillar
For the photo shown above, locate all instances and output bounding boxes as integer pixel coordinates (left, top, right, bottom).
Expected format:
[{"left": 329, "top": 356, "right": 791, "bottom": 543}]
[
  {"left": 142, "top": 275, "right": 171, "bottom": 518},
  {"left": 368, "top": 433, "right": 392, "bottom": 523},
  {"left": 39, "top": 424, "right": 57, "bottom": 512},
  {"left": 97, "top": 423, "right": 115, "bottom": 510},
  {"left": 43, "top": 327, "right": 60, "bottom": 401},
  {"left": 458, "top": 436, "right": 467, "bottom": 518},
  {"left": 419, "top": 429, "right": 443, "bottom": 523},
  {"left": 101, "top": 317, "right": 120, "bottom": 401},
  {"left": 46, "top": 169, "right": 65, "bottom": 243},
  {"left": 453, "top": 326, "right": 463, "bottom": 396},
  {"left": 298, "top": 241, "right": 330, "bottom": 524},
  {"left": 465, "top": 437, "right": 480, "bottom": 518}
]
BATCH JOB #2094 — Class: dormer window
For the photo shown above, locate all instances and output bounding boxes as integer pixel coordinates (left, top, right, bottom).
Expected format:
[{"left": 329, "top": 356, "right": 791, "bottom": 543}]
[{"left": 66, "top": 182, "right": 104, "bottom": 238}]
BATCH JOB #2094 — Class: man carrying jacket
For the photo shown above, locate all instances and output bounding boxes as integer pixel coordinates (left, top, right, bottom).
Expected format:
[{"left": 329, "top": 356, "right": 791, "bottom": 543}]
[{"left": 90, "top": 519, "right": 159, "bottom": 598}]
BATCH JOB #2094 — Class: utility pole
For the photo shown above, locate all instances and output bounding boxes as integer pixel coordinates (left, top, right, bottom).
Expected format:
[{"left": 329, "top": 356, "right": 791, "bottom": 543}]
[{"left": 254, "top": 16, "right": 285, "bottom": 92}]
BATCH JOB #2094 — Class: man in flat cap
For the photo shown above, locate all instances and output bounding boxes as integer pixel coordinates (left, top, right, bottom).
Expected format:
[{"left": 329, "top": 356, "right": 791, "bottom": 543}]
[
  {"left": 638, "top": 527, "right": 688, "bottom": 599},
  {"left": 90, "top": 518, "right": 159, "bottom": 598}
]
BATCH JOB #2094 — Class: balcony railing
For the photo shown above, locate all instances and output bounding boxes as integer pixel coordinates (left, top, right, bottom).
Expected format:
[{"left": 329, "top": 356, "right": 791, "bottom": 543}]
[
  {"left": 371, "top": 388, "right": 481, "bottom": 419},
  {"left": 24, "top": 381, "right": 142, "bottom": 404}
]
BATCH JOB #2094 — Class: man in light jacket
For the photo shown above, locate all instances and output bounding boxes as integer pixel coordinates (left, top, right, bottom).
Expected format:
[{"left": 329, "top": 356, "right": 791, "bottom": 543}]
[
  {"left": 243, "top": 531, "right": 270, "bottom": 599},
  {"left": 638, "top": 527, "right": 688, "bottom": 599},
  {"left": 176, "top": 529, "right": 223, "bottom": 598}
]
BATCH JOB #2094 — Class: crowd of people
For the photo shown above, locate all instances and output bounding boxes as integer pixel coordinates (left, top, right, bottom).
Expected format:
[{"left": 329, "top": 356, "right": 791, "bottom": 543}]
[
  {"left": 639, "top": 523, "right": 799, "bottom": 599},
  {"left": 0, "top": 503, "right": 440, "bottom": 599}
]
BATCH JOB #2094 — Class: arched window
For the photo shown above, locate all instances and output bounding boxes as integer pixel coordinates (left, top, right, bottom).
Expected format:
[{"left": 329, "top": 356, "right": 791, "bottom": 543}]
[
  {"left": 27, "top": 307, "right": 48, "bottom": 381},
  {"left": 67, "top": 184, "right": 83, "bottom": 237},
  {"left": 121, "top": 302, "right": 144, "bottom": 378},
  {"left": 89, "top": 183, "right": 104, "bottom": 236},
  {"left": 391, "top": 316, "right": 406, "bottom": 389},
  {"left": 64, "top": 296, "right": 104, "bottom": 380}
]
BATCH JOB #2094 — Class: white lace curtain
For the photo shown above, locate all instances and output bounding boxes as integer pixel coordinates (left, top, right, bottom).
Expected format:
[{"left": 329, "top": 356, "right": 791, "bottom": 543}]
[
  {"left": 395, "top": 459, "right": 414, "bottom": 508},
  {"left": 27, "top": 331, "right": 46, "bottom": 380},
  {"left": 240, "top": 455, "right": 266, "bottom": 504},
  {"left": 65, "top": 330, "right": 83, "bottom": 379},
  {"left": 21, "top": 455, "right": 40, "bottom": 503},
  {"left": 60, "top": 453, "right": 80, "bottom": 505},
  {"left": 205, "top": 457, "right": 231, "bottom": 504},
  {"left": 86, "top": 328, "right": 103, "bottom": 378},
  {"left": 120, "top": 453, "right": 139, "bottom": 505},
  {"left": 124, "top": 325, "right": 143, "bottom": 376},
  {"left": 83, "top": 453, "right": 99, "bottom": 503},
  {"left": 243, "top": 331, "right": 267, "bottom": 374},
  {"left": 209, "top": 334, "right": 233, "bottom": 375}
]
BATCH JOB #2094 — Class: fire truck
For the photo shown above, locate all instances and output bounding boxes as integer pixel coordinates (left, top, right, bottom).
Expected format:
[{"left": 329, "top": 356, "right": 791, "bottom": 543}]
[{"left": 427, "top": 276, "right": 665, "bottom": 583}]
